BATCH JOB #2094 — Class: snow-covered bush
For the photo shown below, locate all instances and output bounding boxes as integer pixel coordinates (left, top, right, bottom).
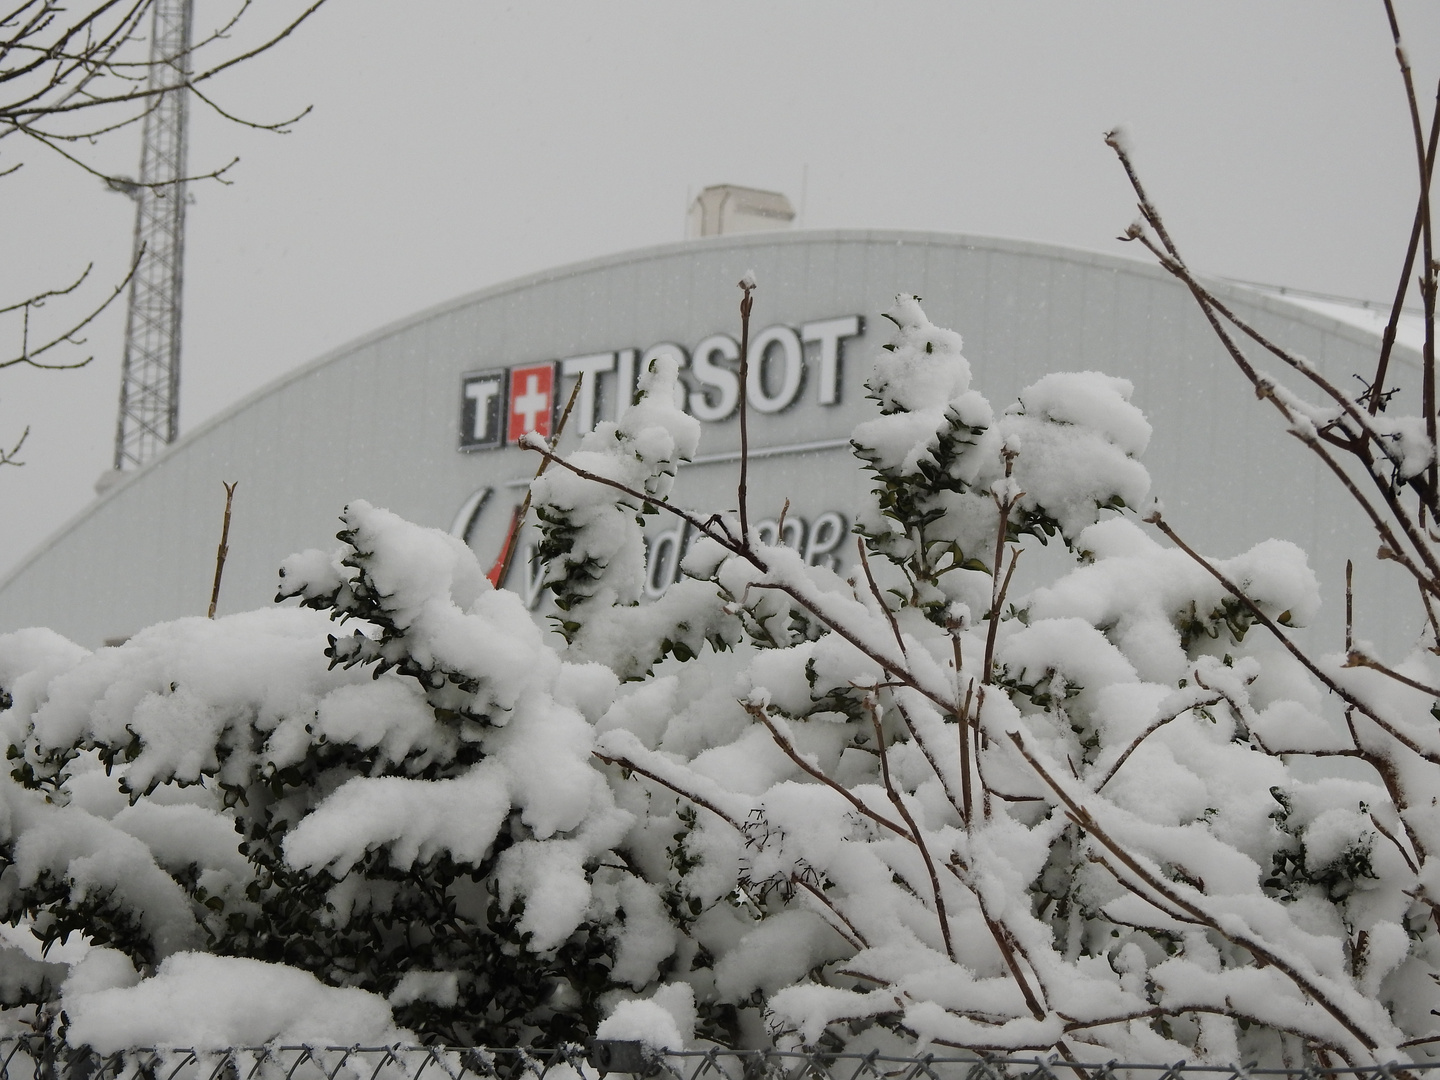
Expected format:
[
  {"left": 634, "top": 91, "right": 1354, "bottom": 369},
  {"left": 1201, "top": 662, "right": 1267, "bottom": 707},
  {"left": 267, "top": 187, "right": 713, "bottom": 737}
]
[
  {"left": 3, "top": 282, "right": 1440, "bottom": 1068},
  {"left": 564, "top": 296, "right": 1432, "bottom": 1065},
  {"left": 0, "top": 516, "right": 651, "bottom": 1047}
]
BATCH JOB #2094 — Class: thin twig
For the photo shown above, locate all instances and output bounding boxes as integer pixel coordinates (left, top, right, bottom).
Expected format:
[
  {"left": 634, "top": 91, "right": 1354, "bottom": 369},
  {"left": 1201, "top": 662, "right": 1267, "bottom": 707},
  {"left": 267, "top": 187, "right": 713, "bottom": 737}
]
[
  {"left": 1347, "top": 559, "right": 1355, "bottom": 653},
  {"left": 892, "top": 696, "right": 965, "bottom": 822},
  {"left": 982, "top": 544, "right": 1021, "bottom": 686},
  {"left": 1010, "top": 730, "right": 1383, "bottom": 1059},
  {"left": 207, "top": 481, "right": 238, "bottom": 619},
  {"left": 737, "top": 276, "right": 755, "bottom": 550},
  {"left": 0, "top": 261, "right": 91, "bottom": 316},
  {"left": 1344, "top": 648, "right": 1440, "bottom": 698},
  {"left": 1154, "top": 254, "right": 1440, "bottom": 591},
  {"left": 958, "top": 680, "right": 975, "bottom": 825},
  {"left": 747, "top": 580, "right": 954, "bottom": 716},
  {"left": 0, "top": 424, "right": 27, "bottom": 467},
  {"left": 863, "top": 693, "right": 956, "bottom": 963},
  {"left": 792, "top": 876, "right": 868, "bottom": 951},
  {"left": 1060, "top": 1003, "right": 1343, "bottom": 1057},
  {"left": 1346, "top": 558, "right": 1363, "bottom": 748},
  {"left": 592, "top": 752, "right": 744, "bottom": 831},
  {"left": 17, "top": 119, "right": 240, "bottom": 187},
  {"left": 1371, "top": 810, "right": 1420, "bottom": 876},
  {"left": 521, "top": 433, "right": 757, "bottom": 568},
  {"left": 1370, "top": 74, "right": 1440, "bottom": 414},
  {"left": 2, "top": 0, "right": 330, "bottom": 188},
  {"left": 1095, "top": 693, "right": 1225, "bottom": 791},
  {"left": 859, "top": 537, "right": 906, "bottom": 658},
  {"left": 1, "top": 253, "right": 137, "bottom": 371},
  {"left": 190, "top": 81, "right": 312, "bottom": 133},
  {"left": 743, "top": 700, "right": 913, "bottom": 842},
  {"left": 1148, "top": 510, "right": 1440, "bottom": 765},
  {"left": 1382, "top": 0, "right": 1437, "bottom": 507},
  {"left": 980, "top": 911, "right": 1047, "bottom": 1021},
  {"left": 1108, "top": 127, "right": 1440, "bottom": 543}
]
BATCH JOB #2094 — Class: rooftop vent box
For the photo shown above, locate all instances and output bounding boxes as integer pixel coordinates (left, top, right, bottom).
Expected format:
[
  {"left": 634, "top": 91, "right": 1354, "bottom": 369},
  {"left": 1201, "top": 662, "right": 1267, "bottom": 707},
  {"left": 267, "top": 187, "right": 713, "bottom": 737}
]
[{"left": 686, "top": 184, "right": 796, "bottom": 238}]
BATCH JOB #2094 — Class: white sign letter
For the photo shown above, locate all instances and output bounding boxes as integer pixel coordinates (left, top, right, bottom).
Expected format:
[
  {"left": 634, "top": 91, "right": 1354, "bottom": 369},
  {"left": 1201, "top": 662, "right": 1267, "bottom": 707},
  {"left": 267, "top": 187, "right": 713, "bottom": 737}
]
[
  {"left": 747, "top": 325, "right": 804, "bottom": 414},
  {"left": 465, "top": 380, "right": 500, "bottom": 440},
  {"left": 615, "top": 348, "right": 638, "bottom": 420},
  {"left": 689, "top": 334, "right": 739, "bottom": 422},
  {"left": 560, "top": 352, "right": 616, "bottom": 435},
  {"left": 801, "top": 315, "right": 863, "bottom": 406}
]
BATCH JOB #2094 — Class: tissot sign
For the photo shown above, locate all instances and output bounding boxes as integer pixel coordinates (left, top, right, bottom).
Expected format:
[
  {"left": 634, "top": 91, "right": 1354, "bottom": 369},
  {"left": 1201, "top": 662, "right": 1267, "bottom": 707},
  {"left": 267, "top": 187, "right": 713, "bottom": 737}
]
[
  {"left": 454, "top": 312, "right": 867, "bottom": 607},
  {"left": 459, "top": 315, "right": 863, "bottom": 449}
]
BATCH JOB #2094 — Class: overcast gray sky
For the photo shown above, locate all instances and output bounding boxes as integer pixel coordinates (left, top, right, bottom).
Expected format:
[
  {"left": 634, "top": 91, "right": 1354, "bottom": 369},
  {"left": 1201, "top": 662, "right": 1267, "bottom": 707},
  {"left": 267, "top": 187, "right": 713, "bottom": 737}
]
[{"left": 2, "top": 1, "right": 1437, "bottom": 584}]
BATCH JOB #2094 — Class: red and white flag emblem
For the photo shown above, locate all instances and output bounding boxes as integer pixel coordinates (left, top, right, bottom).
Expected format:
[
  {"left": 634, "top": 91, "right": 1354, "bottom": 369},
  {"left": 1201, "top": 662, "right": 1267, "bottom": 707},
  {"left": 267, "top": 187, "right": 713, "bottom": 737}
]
[{"left": 506, "top": 363, "right": 555, "bottom": 443}]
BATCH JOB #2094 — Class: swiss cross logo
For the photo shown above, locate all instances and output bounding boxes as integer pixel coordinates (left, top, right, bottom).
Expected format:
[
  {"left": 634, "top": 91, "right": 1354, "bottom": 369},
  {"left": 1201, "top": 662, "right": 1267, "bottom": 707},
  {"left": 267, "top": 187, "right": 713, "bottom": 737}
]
[{"left": 506, "top": 363, "right": 555, "bottom": 443}]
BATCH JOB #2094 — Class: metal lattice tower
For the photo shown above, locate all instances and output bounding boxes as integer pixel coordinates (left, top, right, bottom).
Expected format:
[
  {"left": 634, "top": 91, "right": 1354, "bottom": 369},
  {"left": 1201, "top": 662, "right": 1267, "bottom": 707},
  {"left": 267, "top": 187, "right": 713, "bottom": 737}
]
[{"left": 113, "top": 0, "right": 194, "bottom": 471}]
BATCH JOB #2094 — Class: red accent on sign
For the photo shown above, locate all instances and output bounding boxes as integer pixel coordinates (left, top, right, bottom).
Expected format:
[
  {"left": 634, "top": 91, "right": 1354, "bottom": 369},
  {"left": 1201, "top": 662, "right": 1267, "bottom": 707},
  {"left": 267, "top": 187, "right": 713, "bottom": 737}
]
[
  {"left": 506, "top": 363, "right": 555, "bottom": 443},
  {"left": 487, "top": 504, "right": 525, "bottom": 588}
]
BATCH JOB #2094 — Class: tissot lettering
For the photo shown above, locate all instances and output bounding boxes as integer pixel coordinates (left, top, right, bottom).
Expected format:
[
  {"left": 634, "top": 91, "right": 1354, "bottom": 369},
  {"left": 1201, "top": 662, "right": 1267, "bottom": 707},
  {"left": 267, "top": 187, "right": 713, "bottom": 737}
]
[
  {"left": 689, "top": 334, "right": 740, "bottom": 422},
  {"left": 615, "top": 348, "right": 638, "bottom": 416},
  {"left": 748, "top": 324, "right": 804, "bottom": 413},
  {"left": 559, "top": 352, "right": 616, "bottom": 434},
  {"left": 458, "top": 314, "right": 862, "bottom": 450},
  {"left": 801, "top": 315, "right": 863, "bottom": 406},
  {"left": 466, "top": 381, "right": 500, "bottom": 438},
  {"left": 459, "top": 372, "right": 505, "bottom": 450}
]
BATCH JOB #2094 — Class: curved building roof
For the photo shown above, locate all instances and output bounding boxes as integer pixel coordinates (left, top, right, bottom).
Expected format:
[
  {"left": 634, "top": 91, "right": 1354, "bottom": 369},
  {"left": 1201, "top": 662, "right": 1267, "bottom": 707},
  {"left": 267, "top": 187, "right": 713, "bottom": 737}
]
[{"left": 0, "top": 230, "right": 1420, "bottom": 652}]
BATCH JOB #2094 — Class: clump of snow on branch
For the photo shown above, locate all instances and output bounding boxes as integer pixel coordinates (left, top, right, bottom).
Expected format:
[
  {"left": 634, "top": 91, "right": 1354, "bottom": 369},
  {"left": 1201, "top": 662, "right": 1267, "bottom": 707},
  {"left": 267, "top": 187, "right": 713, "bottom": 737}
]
[
  {"left": 595, "top": 983, "right": 697, "bottom": 1051},
  {"left": 1002, "top": 371, "right": 1152, "bottom": 538},
  {"left": 529, "top": 347, "right": 736, "bottom": 677},
  {"left": 529, "top": 350, "right": 700, "bottom": 620},
  {"left": 63, "top": 953, "right": 411, "bottom": 1051}
]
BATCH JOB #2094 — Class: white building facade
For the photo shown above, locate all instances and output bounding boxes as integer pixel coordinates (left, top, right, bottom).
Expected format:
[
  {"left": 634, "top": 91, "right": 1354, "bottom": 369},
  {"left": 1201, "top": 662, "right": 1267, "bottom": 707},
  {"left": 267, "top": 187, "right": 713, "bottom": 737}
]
[{"left": 0, "top": 230, "right": 1419, "bottom": 653}]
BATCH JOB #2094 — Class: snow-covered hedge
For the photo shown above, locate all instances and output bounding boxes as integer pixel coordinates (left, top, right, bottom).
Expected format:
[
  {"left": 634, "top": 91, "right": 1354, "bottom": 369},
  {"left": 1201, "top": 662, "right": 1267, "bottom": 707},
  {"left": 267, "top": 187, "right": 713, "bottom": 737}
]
[{"left": 4, "top": 295, "right": 1440, "bottom": 1067}]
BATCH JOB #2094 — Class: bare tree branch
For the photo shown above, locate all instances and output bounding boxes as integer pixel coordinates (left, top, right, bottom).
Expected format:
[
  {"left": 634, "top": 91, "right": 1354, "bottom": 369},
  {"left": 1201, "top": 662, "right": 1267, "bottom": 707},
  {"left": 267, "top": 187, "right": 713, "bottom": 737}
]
[
  {"left": 1, "top": 2, "right": 329, "bottom": 465},
  {"left": 1369, "top": 73, "right": 1439, "bottom": 414},
  {"left": 1381, "top": 0, "right": 1437, "bottom": 504},
  {"left": 1094, "top": 692, "right": 1226, "bottom": 791},
  {"left": 0, "top": 424, "right": 28, "bottom": 466},
  {"left": 1106, "top": 132, "right": 1440, "bottom": 599},
  {"left": 0, "top": 0, "right": 331, "bottom": 186},
  {"left": 0, "top": 246, "right": 140, "bottom": 371},
  {"left": 1011, "top": 730, "right": 1382, "bottom": 1062},
  {"left": 1146, "top": 509, "right": 1440, "bottom": 766}
]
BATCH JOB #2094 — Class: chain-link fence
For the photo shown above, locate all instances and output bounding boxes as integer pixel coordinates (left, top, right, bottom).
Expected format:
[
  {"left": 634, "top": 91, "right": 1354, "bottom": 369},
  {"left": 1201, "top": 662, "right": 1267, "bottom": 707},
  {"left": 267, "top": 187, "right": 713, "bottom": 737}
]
[{"left": 2, "top": 1041, "right": 1439, "bottom": 1080}]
